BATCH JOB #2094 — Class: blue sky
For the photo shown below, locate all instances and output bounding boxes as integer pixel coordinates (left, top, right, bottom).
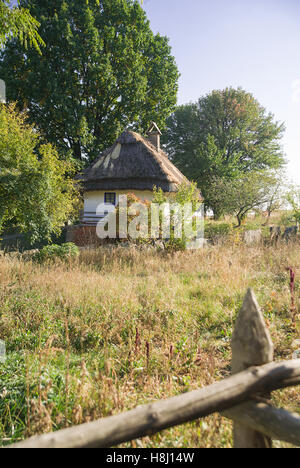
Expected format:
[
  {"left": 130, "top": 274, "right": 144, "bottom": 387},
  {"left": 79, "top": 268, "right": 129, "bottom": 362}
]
[{"left": 143, "top": 0, "right": 300, "bottom": 184}]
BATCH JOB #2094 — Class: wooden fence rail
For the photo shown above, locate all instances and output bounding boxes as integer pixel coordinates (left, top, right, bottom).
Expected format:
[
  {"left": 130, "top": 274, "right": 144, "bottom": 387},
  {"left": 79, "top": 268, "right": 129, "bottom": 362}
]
[{"left": 6, "top": 289, "right": 300, "bottom": 449}]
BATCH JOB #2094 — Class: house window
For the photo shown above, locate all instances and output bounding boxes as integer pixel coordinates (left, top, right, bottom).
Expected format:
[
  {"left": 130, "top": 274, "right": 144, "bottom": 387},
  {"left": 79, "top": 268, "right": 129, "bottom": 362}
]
[{"left": 104, "top": 192, "right": 116, "bottom": 206}]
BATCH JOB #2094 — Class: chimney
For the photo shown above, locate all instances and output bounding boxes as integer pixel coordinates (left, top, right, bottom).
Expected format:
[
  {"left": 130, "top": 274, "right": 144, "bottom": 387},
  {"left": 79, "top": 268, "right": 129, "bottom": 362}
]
[{"left": 147, "top": 122, "right": 162, "bottom": 151}]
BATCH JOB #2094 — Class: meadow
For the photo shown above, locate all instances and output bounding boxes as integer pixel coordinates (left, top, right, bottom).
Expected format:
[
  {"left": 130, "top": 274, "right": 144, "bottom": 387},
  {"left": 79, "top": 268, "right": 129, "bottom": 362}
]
[{"left": 0, "top": 240, "right": 299, "bottom": 448}]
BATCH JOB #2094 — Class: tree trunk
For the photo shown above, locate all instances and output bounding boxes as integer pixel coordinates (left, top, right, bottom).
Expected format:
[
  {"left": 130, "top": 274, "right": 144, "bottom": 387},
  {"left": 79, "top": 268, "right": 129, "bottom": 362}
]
[
  {"left": 263, "top": 210, "right": 271, "bottom": 226},
  {"left": 236, "top": 214, "right": 243, "bottom": 227}
]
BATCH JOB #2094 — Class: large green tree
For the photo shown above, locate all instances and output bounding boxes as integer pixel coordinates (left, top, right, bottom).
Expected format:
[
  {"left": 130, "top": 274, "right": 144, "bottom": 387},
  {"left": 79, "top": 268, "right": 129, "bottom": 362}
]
[
  {"left": 0, "top": 0, "right": 179, "bottom": 162},
  {"left": 0, "top": 103, "right": 78, "bottom": 241},
  {"left": 0, "top": 0, "right": 44, "bottom": 50},
  {"left": 163, "top": 88, "right": 285, "bottom": 215}
]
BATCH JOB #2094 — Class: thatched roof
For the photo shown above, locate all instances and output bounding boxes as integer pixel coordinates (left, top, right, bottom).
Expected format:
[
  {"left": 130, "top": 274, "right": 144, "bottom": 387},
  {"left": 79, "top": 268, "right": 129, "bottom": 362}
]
[{"left": 78, "top": 130, "right": 188, "bottom": 192}]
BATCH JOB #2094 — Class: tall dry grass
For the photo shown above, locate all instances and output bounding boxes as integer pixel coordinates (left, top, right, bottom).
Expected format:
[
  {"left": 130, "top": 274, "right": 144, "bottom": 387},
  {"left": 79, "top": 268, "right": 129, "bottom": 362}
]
[{"left": 0, "top": 242, "right": 299, "bottom": 447}]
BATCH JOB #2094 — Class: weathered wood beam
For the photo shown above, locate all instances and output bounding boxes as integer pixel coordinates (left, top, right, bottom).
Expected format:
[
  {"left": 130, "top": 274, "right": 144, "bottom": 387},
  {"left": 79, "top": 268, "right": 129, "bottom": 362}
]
[
  {"left": 231, "top": 288, "right": 274, "bottom": 448},
  {"left": 224, "top": 402, "right": 300, "bottom": 447},
  {"left": 7, "top": 360, "right": 300, "bottom": 449}
]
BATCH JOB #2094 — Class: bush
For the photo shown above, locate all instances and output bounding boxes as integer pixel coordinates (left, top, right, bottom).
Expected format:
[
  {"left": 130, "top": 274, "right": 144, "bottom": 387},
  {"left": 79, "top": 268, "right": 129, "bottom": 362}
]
[
  {"left": 34, "top": 243, "right": 79, "bottom": 263},
  {"left": 112, "top": 184, "right": 203, "bottom": 251},
  {"left": 153, "top": 183, "right": 203, "bottom": 251},
  {"left": 280, "top": 212, "right": 295, "bottom": 227},
  {"left": 204, "top": 222, "right": 233, "bottom": 239}
]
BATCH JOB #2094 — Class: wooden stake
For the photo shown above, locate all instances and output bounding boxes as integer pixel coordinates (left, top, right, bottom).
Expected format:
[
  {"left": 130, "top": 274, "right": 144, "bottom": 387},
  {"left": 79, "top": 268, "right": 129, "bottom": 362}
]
[{"left": 232, "top": 289, "right": 274, "bottom": 448}]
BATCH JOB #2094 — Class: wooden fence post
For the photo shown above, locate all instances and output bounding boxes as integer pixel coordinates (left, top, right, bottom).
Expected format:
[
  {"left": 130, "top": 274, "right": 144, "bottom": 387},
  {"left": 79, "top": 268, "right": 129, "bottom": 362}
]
[{"left": 231, "top": 289, "right": 274, "bottom": 448}]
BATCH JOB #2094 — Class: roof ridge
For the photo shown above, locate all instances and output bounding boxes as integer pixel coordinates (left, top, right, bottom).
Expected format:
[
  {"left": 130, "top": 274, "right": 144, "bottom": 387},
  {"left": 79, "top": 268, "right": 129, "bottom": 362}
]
[{"left": 77, "top": 128, "right": 189, "bottom": 192}]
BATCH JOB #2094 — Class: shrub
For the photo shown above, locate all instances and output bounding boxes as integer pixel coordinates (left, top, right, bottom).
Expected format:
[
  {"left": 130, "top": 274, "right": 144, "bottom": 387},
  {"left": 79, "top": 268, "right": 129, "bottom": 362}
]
[
  {"left": 204, "top": 222, "right": 233, "bottom": 239},
  {"left": 112, "top": 184, "right": 203, "bottom": 251},
  {"left": 280, "top": 212, "right": 295, "bottom": 227},
  {"left": 34, "top": 243, "right": 79, "bottom": 263},
  {"left": 153, "top": 183, "right": 203, "bottom": 251}
]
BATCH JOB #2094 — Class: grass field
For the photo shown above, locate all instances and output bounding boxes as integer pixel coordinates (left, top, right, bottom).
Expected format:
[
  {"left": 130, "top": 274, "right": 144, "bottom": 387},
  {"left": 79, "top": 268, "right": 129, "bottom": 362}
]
[{"left": 0, "top": 241, "right": 299, "bottom": 448}]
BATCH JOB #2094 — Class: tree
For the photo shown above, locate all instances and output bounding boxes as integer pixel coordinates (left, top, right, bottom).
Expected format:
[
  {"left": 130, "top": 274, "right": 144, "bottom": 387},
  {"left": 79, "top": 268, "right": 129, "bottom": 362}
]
[
  {"left": 0, "top": 103, "right": 78, "bottom": 242},
  {"left": 286, "top": 186, "right": 300, "bottom": 225},
  {"left": 205, "top": 172, "right": 281, "bottom": 227},
  {"left": 0, "top": 0, "right": 44, "bottom": 50},
  {"left": 263, "top": 171, "right": 287, "bottom": 224},
  {"left": 0, "top": 0, "right": 179, "bottom": 163},
  {"left": 152, "top": 182, "right": 203, "bottom": 250},
  {"left": 163, "top": 88, "right": 285, "bottom": 215}
]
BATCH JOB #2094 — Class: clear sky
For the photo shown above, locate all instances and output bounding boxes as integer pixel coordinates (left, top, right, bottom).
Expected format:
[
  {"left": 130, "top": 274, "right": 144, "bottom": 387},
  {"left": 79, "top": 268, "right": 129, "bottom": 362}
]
[{"left": 143, "top": 0, "right": 300, "bottom": 184}]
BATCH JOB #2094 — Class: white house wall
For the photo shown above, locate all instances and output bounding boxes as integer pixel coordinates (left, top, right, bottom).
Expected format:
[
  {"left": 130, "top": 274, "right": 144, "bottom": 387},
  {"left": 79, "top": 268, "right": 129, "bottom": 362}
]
[{"left": 83, "top": 190, "right": 155, "bottom": 225}]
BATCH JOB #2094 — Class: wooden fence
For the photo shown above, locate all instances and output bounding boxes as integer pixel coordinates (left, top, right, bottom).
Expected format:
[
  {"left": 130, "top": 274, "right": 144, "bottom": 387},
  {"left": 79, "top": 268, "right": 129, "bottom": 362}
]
[{"left": 6, "top": 289, "right": 300, "bottom": 449}]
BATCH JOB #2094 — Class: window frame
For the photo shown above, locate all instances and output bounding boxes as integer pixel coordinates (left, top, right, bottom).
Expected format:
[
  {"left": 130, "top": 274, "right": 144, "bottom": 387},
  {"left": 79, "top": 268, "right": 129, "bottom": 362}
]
[{"left": 104, "top": 192, "right": 116, "bottom": 206}]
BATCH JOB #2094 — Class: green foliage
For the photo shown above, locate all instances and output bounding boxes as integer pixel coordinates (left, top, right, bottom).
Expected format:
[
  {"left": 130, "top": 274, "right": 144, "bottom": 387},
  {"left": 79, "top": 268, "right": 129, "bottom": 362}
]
[
  {"left": 153, "top": 182, "right": 202, "bottom": 251},
  {"left": 114, "top": 192, "right": 152, "bottom": 244},
  {"left": 204, "top": 222, "right": 233, "bottom": 239},
  {"left": 286, "top": 188, "right": 300, "bottom": 225},
  {"left": 163, "top": 88, "right": 285, "bottom": 214},
  {"left": 0, "top": 104, "right": 78, "bottom": 241},
  {"left": 1, "top": 0, "right": 179, "bottom": 163},
  {"left": 263, "top": 171, "right": 287, "bottom": 220},
  {"left": 0, "top": 353, "right": 28, "bottom": 442},
  {"left": 112, "top": 183, "right": 202, "bottom": 251},
  {"left": 33, "top": 243, "right": 80, "bottom": 263},
  {"left": 0, "top": 0, "right": 44, "bottom": 50},
  {"left": 280, "top": 212, "right": 295, "bottom": 227},
  {"left": 153, "top": 182, "right": 201, "bottom": 211},
  {"left": 204, "top": 171, "right": 282, "bottom": 226}
]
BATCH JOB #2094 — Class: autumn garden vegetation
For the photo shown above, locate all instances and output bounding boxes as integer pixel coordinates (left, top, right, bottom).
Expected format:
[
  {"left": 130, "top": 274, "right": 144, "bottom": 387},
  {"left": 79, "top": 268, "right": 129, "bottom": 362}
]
[
  {"left": 0, "top": 0, "right": 299, "bottom": 448},
  {"left": 0, "top": 241, "right": 299, "bottom": 447}
]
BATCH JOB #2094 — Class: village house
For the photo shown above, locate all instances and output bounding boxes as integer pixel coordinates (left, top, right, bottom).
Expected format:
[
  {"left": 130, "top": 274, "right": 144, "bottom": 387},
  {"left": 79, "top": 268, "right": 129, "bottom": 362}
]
[{"left": 69, "top": 123, "right": 189, "bottom": 245}]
